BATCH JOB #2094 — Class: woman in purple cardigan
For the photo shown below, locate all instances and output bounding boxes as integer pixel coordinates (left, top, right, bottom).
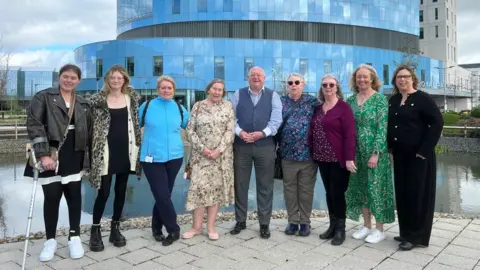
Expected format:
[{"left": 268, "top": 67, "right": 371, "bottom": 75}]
[{"left": 309, "top": 74, "right": 356, "bottom": 246}]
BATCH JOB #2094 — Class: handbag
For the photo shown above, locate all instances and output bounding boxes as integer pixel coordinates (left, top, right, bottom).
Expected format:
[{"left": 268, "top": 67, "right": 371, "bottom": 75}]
[
  {"left": 184, "top": 102, "right": 202, "bottom": 180},
  {"left": 28, "top": 93, "right": 76, "bottom": 173},
  {"left": 274, "top": 98, "right": 300, "bottom": 179}
]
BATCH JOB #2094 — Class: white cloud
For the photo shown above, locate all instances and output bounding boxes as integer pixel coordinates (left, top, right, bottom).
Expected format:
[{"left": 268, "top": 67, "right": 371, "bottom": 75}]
[
  {"left": 0, "top": 0, "right": 116, "bottom": 68},
  {"left": 0, "top": 0, "right": 479, "bottom": 67},
  {"left": 9, "top": 50, "right": 74, "bottom": 69},
  {"left": 457, "top": 1, "right": 480, "bottom": 64}
]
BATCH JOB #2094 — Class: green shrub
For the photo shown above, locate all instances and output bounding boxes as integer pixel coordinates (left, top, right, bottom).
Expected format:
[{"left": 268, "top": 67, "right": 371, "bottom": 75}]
[
  {"left": 471, "top": 107, "right": 480, "bottom": 118},
  {"left": 442, "top": 112, "right": 461, "bottom": 125}
]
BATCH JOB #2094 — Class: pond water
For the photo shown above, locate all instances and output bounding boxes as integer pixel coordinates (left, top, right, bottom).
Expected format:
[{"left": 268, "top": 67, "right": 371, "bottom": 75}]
[{"left": 0, "top": 152, "right": 480, "bottom": 238}]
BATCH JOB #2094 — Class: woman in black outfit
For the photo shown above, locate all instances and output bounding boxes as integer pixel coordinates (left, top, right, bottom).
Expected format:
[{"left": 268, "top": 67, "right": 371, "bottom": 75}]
[
  {"left": 25, "top": 64, "right": 91, "bottom": 262},
  {"left": 88, "top": 65, "right": 141, "bottom": 252},
  {"left": 387, "top": 64, "right": 444, "bottom": 251}
]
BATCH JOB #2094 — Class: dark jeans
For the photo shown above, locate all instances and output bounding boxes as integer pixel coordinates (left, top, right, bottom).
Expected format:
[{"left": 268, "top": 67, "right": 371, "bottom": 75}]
[
  {"left": 317, "top": 161, "right": 350, "bottom": 219},
  {"left": 142, "top": 158, "right": 182, "bottom": 234},
  {"left": 42, "top": 181, "right": 82, "bottom": 239},
  {"left": 92, "top": 173, "right": 129, "bottom": 224}
]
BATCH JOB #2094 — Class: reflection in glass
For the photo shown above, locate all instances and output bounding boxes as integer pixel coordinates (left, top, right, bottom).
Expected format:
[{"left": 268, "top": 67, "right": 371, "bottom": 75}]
[
  {"left": 244, "top": 57, "right": 254, "bottom": 80},
  {"left": 184, "top": 56, "right": 194, "bottom": 77},
  {"left": 362, "top": 4, "right": 368, "bottom": 19},
  {"left": 117, "top": 0, "right": 153, "bottom": 26},
  {"left": 383, "top": 64, "right": 389, "bottom": 85},
  {"left": 172, "top": 0, "right": 180, "bottom": 14},
  {"left": 224, "top": 0, "right": 233, "bottom": 12},
  {"left": 380, "top": 7, "right": 386, "bottom": 21},
  {"left": 299, "top": 59, "right": 308, "bottom": 78},
  {"left": 125, "top": 57, "right": 135, "bottom": 76},
  {"left": 324, "top": 60, "right": 332, "bottom": 74},
  {"left": 153, "top": 56, "right": 163, "bottom": 76},
  {"left": 342, "top": 1, "right": 350, "bottom": 18},
  {"left": 95, "top": 59, "right": 103, "bottom": 79},
  {"left": 198, "top": 0, "right": 207, "bottom": 12},
  {"left": 214, "top": 56, "right": 225, "bottom": 79}
]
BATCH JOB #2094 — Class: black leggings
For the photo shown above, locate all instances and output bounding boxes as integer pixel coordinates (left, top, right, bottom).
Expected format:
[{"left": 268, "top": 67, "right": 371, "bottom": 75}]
[
  {"left": 42, "top": 181, "right": 82, "bottom": 240},
  {"left": 92, "top": 173, "right": 129, "bottom": 224}
]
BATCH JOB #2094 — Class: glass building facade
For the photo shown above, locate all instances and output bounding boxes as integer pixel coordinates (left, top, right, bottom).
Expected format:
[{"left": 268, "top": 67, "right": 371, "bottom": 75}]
[
  {"left": 3, "top": 67, "right": 58, "bottom": 99},
  {"left": 75, "top": 0, "right": 443, "bottom": 109}
]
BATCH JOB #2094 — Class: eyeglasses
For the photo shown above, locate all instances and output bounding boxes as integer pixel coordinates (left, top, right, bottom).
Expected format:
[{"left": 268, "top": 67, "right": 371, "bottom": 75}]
[
  {"left": 287, "top": 80, "right": 301, "bottom": 86},
  {"left": 396, "top": 75, "right": 412, "bottom": 80},
  {"left": 322, "top": 83, "right": 336, "bottom": 88},
  {"left": 110, "top": 76, "right": 124, "bottom": 81}
]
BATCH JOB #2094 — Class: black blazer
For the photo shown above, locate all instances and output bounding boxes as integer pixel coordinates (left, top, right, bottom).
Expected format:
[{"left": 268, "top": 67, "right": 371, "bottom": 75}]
[{"left": 387, "top": 90, "right": 444, "bottom": 156}]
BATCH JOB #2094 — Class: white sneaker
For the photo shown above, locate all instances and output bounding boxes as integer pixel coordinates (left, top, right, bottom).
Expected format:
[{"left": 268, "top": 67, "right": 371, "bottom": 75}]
[
  {"left": 39, "top": 239, "right": 57, "bottom": 262},
  {"left": 68, "top": 236, "right": 84, "bottom": 259},
  {"left": 352, "top": 225, "right": 371, "bottom": 240},
  {"left": 365, "top": 229, "right": 386, "bottom": 244}
]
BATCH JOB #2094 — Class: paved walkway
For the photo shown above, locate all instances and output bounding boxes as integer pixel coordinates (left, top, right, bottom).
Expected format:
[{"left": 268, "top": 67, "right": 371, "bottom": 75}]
[{"left": 2, "top": 217, "right": 480, "bottom": 269}]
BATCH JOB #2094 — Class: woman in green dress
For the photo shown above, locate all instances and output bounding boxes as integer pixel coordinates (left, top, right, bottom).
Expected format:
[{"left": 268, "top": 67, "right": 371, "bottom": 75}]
[{"left": 345, "top": 64, "right": 395, "bottom": 244}]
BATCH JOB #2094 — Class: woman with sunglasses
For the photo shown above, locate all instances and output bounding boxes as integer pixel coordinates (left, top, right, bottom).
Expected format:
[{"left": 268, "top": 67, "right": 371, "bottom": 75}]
[
  {"left": 278, "top": 73, "right": 319, "bottom": 237},
  {"left": 309, "top": 75, "right": 356, "bottom": 245},
  {"left": 345, "top": 64, "right": 395, "bottom": 244}
]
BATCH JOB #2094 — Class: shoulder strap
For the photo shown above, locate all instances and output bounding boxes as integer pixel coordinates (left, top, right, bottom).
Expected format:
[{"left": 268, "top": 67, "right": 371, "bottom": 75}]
[
  {"left": 141, "top": 99, "right": 151, "bottom": 127},
  {"left": 176, "top": 102, "right": 184, "bottom": 123},
  {"left": 57, "top": 93, "right": 76, "bottom": 152}
]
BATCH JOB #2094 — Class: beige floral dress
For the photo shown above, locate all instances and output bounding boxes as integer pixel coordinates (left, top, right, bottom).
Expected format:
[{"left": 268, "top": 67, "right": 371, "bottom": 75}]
[{"left": 185, "top": 100, "right": 235, "bottom": 211}]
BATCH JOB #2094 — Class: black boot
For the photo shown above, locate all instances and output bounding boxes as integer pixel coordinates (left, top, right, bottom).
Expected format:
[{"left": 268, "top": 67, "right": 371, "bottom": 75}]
[
  {"left": 331, "top": 218, "right": 346, "bottom": 245},
  {"left": 319, "top": 216, "right": 336, "bottom": 240},
  {"left": 109, "top": 221, "right": 127, "bottom": 247},
  {"left": 89, "top": 225, "right": 104, "bottom": 252}
]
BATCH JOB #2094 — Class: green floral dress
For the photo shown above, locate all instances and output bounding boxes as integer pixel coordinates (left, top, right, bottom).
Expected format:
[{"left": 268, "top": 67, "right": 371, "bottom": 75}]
[{"left": 345, "top": 93, "right": 395, "bottom": 224}]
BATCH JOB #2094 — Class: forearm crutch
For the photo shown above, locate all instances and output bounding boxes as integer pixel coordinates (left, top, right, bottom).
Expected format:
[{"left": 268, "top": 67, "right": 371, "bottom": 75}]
[{"left": 22, "top": 146, "right": 40, "bottom": 270}]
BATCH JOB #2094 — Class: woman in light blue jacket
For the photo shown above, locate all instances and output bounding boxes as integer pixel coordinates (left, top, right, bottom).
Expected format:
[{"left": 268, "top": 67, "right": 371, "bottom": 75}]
[{"left": 138, "top": 75, "right": 189, "bottom": 246}]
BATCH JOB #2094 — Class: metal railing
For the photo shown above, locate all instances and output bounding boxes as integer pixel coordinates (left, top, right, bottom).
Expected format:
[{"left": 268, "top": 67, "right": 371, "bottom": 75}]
[
  {"left": 442, "top": 125, "right": 480, "bottom": 138},
  {"left": 0, "top": 121, "right": 27, "bottom": 140}
]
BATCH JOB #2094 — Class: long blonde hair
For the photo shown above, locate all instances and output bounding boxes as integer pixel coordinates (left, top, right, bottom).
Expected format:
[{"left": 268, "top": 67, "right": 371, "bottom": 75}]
[
  {"left": 349, "top": 64, "right": 383, "bottom": 93},
  {"left": 102, "top": 65, "right": 133, "bottom": 94}
]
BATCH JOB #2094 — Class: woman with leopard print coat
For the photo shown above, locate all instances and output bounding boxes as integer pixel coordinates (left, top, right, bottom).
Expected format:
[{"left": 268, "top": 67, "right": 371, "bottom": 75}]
[{"left": 87, "top": 65, "right": 142, "bottom": 253}]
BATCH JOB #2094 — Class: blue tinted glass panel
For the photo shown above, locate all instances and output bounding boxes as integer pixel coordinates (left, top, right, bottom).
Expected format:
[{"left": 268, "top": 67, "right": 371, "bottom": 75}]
[
  {"left": 184, "top": 56, "right": 194, "bottom": 76},
  {"left": 244, "top": 57, "right": 254, "bottom": 80},
  {"left": 324, "top": 60, "right": 332, "bottom": 74},
  {"left": 198, "top": 0, "right": 207, "bottom": 12},
  {"left": 173, "top": 0, "right": 181, "bottom": 14},
  {"left": 214, "top": 56, "right": 225, "bottom": 79},
  {"left": 224, "top": 0, "right": 233, "bottom": 12},
  {"left": 117, "top": 0, "right": 153, "bottom": 27}
]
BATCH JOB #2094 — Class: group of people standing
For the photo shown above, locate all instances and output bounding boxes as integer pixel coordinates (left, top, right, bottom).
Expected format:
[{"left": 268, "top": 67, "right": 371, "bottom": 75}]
[{"left": 25, "top": 62, "right": 443, "bottom": 263}]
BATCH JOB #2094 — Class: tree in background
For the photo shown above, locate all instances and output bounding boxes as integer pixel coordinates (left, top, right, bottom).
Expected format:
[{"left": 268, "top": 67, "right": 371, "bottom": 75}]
[
  {"left": 394, "top": 37, "right": 423, "bottom": 69},
  {"left": 0, "top": 35, "right": 12, "bottom": 98}
]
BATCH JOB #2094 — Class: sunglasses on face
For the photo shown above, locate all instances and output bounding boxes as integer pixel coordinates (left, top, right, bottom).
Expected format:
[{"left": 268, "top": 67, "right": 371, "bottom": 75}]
[
  {"left": 287, "top": 80, "right": 301, "bottom": 86},
  {"left": 322, "top": 83, "right": 336, "bottom": 88}
]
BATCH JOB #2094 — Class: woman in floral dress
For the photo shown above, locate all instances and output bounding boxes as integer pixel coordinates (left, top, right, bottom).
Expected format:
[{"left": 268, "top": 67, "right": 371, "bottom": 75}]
[
  {"left": 345, "top": 64, "right": 395, "bottom": 244},
  {"left": 183, "top": 79, "right": 235, "bottom": 241}
]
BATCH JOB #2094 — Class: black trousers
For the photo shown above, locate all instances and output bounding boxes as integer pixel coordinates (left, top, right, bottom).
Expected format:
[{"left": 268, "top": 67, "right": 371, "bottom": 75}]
[
  {"left": 92, "top": 173, "right": 129, "bottom": 224},
  {"left": 42, "top": 181, "right": 82, "bottom": 239},
  {"left": 142, "top": 159, "right": 182, "bottom": 234},
  {"left": 317, "top": 162, "right": 350, "bottom": 219},
  {"left": 392, "top": 147, "right": 436, "bottom": 246}
]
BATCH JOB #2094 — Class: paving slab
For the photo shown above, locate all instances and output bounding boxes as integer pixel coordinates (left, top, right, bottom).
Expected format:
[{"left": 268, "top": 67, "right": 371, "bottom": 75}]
[{"left": 5, "top": 217, "right": 480, "bottom": 270}]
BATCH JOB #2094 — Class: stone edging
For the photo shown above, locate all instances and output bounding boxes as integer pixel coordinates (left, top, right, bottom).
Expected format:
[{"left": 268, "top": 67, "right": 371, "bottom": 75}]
[{"left": 1, "top": 210, "right": 477, "bottom": 244}]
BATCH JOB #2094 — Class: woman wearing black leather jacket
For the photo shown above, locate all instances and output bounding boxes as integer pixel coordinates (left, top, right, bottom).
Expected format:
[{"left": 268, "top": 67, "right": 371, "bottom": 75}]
[{"left": 24, "top": 64, "right": 91, "bottom": 262}]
